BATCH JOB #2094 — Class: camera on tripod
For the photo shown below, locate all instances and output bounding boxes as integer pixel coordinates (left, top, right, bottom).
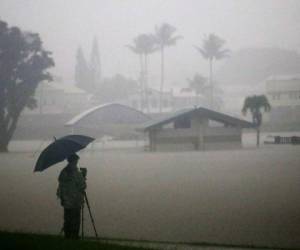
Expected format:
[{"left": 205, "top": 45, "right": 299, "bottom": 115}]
[
  {"left": 80, "top": 167, "right": 87, "bottom": 179},
  {"left": 79, "top": 167, "right": 99, "bottom": 239}
]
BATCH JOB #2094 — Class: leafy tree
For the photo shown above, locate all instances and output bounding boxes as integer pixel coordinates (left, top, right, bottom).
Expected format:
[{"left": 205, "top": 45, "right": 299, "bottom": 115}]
[
  {"left": 0, "top": 20, "right": 54, "bottom": 151},
  {"left": 75, "top": 47, "right": 90, "bottom": 92},
  {"left": 187, "top": 73, "right": 207, "bottom": 106},
  {"left": 242, "top": 95, "right": 271, "bottom": 147},
  {"left": 127, "top": 34, "right": 156, "bottom": 112},
  {"left": 94, "top": 74, "right": 138, "bottom": 104},
  {"left": 195, "top": 33, "right": 230, "bottom": 108},
  {"left": 75, "top": 38, "right": 101, "bottom": 93},
  {"left": 154, "top": 23, "right": 182, "bottom": 113}
]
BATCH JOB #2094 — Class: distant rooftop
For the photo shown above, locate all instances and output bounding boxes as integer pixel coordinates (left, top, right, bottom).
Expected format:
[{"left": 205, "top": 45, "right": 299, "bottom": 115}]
[
  {"left": 171, "top": 87, "right": 205, "bottom": 98},
  {"left": 43, "top": 82, "right": 88, "bottom": 94},
  {"left": 266, "top": 74, "right": 300, "bottom": 81}
]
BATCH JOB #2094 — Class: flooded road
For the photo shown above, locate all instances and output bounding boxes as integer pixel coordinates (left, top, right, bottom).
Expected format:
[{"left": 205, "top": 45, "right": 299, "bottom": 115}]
[{"left": 0, "top": 134, "right": 299, "bottom": 249}]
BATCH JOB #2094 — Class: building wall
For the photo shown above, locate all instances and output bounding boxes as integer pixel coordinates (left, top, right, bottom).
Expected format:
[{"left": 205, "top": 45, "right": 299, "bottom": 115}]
[
  {"left": 122, "top": 88, "right": 208, "bottom": 114},
  {"left": 266, "top": 78, "right": 300, "bottom": 107},
  {"left": 266, "top": 77, "right": 300, "bottom": 123},
  {"left": 120, "top": 90, "right": 173, "bottom": 114},
  {"left": 148, "top": 118, "right": 242, "bottom": 151},
  {"left": 23, "top": 82, "right": 91, "bottom": 115},
  {"left": 201, "top": 141, "right": 242, "bottom": 151}
]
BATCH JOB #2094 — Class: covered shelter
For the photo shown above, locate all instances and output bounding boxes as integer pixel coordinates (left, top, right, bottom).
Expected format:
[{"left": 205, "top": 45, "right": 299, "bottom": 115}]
[
  {"left": 138, "top": 107, "right": 254, "bottom": 151},
  {"left": 65, "top": 103, "right": 151, "bottom": 139}
]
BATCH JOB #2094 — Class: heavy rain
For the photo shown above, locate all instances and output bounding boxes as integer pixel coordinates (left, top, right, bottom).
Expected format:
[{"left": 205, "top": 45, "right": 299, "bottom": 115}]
[{"left": 0, "top": 1, "right": 300, "bottom": 250}]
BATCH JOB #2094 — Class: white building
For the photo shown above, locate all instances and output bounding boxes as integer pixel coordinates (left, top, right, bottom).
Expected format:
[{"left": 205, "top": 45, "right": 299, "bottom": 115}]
[
  {"left": 265, "top": 75, "right": 300, "bottom": 123},
  {"left": 120, "top": 88, "right": 174, "bottom": 114},
  {"left": 23, "top": 81, "right": 92, "bottom": 114},
  {"left": 172, "top": 87, "right": 207, "bottom": 110},
  {"left": 120, "top": 87, "right": 209, "bottom": 114}
]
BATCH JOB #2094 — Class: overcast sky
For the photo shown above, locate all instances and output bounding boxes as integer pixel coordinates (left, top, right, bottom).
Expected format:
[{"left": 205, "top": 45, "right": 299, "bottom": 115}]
[{"left": 1, "top": 0, "right": 300, "bottom": 88}]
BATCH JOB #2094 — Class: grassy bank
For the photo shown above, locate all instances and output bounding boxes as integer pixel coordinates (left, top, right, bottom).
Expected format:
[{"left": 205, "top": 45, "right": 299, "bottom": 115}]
[{"left": 0, "top": 231, "right": 150, "bottom": 250}]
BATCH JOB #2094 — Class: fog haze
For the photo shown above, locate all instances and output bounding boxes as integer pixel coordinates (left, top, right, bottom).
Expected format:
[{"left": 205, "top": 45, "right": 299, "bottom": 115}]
[
  {"left": 1, "top": 2, "right": 300, "bottom": 247},
  {"left": 1, "top": 0, "right": 300, "bottom": 87}
]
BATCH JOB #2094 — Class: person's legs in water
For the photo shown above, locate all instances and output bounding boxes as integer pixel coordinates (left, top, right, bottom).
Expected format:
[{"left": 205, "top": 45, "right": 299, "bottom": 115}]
[
  {"left": 64, "top": 208, "right": 73, "bottom": 239},
  {"left": 70, "top": 208, "right": 81, "bottom": 239}
]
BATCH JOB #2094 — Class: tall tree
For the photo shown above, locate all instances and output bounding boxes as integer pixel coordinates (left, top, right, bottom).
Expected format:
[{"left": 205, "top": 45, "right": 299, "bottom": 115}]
[
  {"left": 187, "top": 73, "right": 207, "bottom": 106},
  {"left": 195, "top": 33, "right": 230, "bottom": 109},
  {"left": 0, "top": 20, "right": 54, "bottom": 152},
  {"left": 90, "top": 37, "right": 101, "bottom": 90},
  {"left": 154, "top": 23, "right": 182, "bottom": 113},
  {"left": 75, "top": 47, "right": 90, "bottom": 92},
  {"left": 94, "top": 74, "right": 138, "bottom": 104},
  {"left": 127, "top": 34, "right": 156, "bottom": 112},
  {"left": 242, "top": 95, "right": 271, "bottom": 147},
  {"left": 126, "top": 37, "right": 144, "bottom": 110}
]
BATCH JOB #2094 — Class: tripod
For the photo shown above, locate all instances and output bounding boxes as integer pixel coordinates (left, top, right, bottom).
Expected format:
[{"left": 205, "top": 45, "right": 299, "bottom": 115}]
[{"left": 81, "top": 192, "right": 99, "bottom": 240}]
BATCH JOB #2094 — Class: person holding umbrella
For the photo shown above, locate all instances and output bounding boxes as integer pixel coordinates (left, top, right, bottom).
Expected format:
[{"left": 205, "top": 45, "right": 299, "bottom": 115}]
[
  {"left": 35, "top": 135, "right": 99, "bottom": 239},
  {"left": 56, "top": 154, "right": 86, "bottom": 239}
]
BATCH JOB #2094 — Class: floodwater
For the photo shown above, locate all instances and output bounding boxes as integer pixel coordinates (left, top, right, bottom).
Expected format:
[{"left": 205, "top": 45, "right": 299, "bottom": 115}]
[{"left": 0, "top": 132, "right": 300, "bottom": 249}]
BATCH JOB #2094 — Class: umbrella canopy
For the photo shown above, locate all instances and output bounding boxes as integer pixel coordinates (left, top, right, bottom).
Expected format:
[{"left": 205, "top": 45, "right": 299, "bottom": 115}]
[{"left": 34, "top": 134, "right": 95, "bottom": 172}]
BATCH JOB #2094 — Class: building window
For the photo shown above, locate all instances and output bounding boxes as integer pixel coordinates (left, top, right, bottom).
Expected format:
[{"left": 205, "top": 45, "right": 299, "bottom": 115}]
[
  {"left": 272, "top": 93, "right": 280, "bottom": 100},
  {"left": 288, "top": 92, "right": 300, "bottom": 100},
  {"left": 174, "top": 116, "right": 191, "bottom": 129}
]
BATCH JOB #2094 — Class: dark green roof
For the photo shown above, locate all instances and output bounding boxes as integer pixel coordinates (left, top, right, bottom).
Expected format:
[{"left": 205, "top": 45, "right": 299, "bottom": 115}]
[{"left": 138, "top": 107, "right": 254, "bottom": 131}]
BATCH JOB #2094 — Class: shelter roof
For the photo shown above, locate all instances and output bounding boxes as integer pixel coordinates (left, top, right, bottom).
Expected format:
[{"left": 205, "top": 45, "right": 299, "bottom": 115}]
[
  {"left": 65, "top": 103, "right": 151, "bottom": 127},
  {"left": 138, "top": 107, "right": 254, "bottom": 131}
]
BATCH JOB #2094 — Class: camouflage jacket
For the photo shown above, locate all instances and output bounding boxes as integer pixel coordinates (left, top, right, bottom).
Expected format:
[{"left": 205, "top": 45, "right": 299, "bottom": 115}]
[{"left": 56, "top": 167, "right": 86, "bottom": 208}]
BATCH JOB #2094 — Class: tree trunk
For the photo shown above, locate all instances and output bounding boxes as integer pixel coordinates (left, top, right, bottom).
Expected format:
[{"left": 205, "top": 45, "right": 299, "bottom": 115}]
[
  {"left": 0, "top": 128, "right": 9, "bottom": 152},
  {"left": 139, "top": 54, "right": 144, "bottom": 112},
  {"left": 0, "top": 111, "right": 9, "bottom": 152},
  {"left": 159, "top": 46, "right": 164, "bottom": 113},
  {"left": 144, "top": 54, "right": 149, "bottom": 113},
  {"left": 209, "top": 58, "right": 213, "bottom": 109},
  {"left": 256, "top": 127, "right": 260, "bottom": 147},
  {"left": 0, "top": 139, "right": 9, "bottom": 152},
  {"left": 0, "top": 112, "right": 21, "bottom": 152}
]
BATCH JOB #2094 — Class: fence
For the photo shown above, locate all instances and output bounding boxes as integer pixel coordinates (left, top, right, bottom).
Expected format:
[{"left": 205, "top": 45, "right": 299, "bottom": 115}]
[{"left": 273, "top": 136, "right": 300, "bottom": 145}]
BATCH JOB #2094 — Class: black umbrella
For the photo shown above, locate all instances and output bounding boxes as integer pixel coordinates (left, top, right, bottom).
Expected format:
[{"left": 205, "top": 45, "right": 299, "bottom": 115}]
[{"left": 34, "top": 134, "right": 95, "bottom": 172}]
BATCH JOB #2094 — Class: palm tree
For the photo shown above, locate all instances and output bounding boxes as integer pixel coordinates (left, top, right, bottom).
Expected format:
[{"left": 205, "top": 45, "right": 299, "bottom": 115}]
[
  {"left": 127, "top": 34, "right": 157, "bottom": 112},
  {"left": 195, "top": 33, "right": 230, "bottom": 109},
  {"left": 154, "top": 23, "right": 182, "bottom": 113},
  {"left": 242, "top": 95, "right": 271, "bottom": 147},
  {"left": 187, "top": 73, "right": 207, "bottom": 106}
]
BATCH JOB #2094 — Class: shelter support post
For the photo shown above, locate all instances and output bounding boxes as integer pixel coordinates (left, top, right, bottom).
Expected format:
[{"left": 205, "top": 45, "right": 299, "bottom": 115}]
[
  {"left": 192, "top": 116, "right": 207, "bottom": 151},
  {"left": 149, "top": 130, "right": 157, "bottom": 151}
]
